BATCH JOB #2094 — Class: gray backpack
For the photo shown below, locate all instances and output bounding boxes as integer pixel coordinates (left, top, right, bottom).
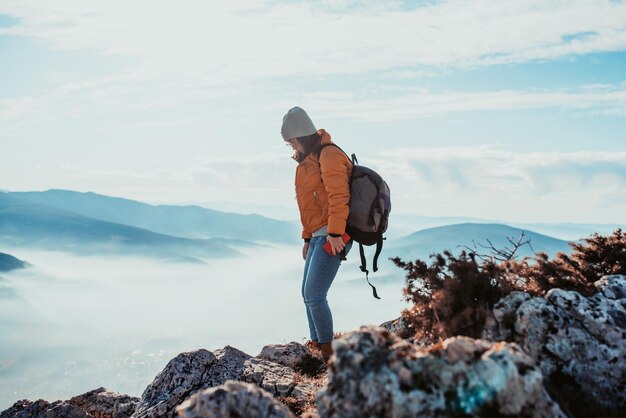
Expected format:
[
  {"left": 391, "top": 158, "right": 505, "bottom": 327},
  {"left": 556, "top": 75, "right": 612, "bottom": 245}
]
[{"left": 320, "top": 144, "right": 391, "bottom": 299}]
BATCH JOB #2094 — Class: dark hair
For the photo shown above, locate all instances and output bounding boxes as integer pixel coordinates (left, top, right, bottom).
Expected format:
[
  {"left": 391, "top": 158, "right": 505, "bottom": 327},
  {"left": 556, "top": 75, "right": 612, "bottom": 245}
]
[{"left": 297, "top": 132, "right": 322, "bottom": 156}]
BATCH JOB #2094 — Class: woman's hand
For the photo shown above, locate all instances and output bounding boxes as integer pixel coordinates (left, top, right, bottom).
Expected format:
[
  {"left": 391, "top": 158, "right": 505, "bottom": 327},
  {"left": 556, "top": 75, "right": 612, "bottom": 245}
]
[
  {"left": 326, "top": 235, "right": 345, "bottom": 256},
  {"left": 302, "top": 242, "right": 310, "bottom": 260}
]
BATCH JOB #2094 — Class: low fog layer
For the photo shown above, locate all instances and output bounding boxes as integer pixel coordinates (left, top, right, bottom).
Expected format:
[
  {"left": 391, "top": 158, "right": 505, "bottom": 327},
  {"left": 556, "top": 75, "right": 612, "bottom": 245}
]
[{"left": 0, "top": 246, "right": 407, "bottom": 408}]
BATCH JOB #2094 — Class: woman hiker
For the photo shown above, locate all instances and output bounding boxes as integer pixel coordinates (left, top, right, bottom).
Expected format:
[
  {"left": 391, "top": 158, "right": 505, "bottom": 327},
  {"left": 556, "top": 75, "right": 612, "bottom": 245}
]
[{"left": 281, "top": 106, "right": 353, "bottom": 362}]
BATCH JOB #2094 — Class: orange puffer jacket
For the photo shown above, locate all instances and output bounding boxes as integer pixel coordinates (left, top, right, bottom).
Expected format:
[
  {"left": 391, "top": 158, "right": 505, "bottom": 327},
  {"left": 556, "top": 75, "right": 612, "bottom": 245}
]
[{"left": 295, "top": 129, "right": 353, "bottom": 240}]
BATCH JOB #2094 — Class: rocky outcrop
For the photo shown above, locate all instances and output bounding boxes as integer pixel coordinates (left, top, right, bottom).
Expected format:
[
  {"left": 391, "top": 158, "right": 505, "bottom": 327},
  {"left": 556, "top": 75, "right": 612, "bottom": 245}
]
[
  {"left": 132, "top": 349, "right": 217, "bottom": 418},
  {"left": 70, "top": 387, "right": 139, "bottom": 418},
  {"left": 133, "top": 345, "right": 315, "bottom": 418},
  {"left": 1, "top": 388, "right": 139, "bottom": 418},
  {"left": 317, "top": 326, "right": 564, "bottom": 418},
  {"left": 482, "top": 274, "right": 626, "bottom": 417},
  {"left": 1, "top": 399, "right": 89, "bottom": 418},
  {"left": 379, "top": 316, "right": 412, "bottom": 339},
  {"left": 7, "top": 273, "right": 623, "bottom": 418},
  {"left": 258, "top": 342, "right": 310, "bottom": 369},
  {"left": 2, "top": 343, "right": 316, "bottom": 418},
  {"left": 175, "top": 381, "right": 296, "bottom": 418}
]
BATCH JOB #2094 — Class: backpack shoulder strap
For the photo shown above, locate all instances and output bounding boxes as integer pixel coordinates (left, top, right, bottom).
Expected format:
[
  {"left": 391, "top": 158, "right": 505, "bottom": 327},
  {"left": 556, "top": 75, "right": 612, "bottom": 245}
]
[{"left": 319, "top": 143, "right": 356, "bottom": 166}]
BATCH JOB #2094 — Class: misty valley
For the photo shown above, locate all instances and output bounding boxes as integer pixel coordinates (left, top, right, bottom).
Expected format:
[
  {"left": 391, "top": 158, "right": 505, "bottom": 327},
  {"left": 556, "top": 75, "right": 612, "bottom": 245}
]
[
  {"left": 1, "top": 189, "right": 621, "bottom": 410},
  {"left": 0, "top": 247, "right": 408, "bottom": 409}
]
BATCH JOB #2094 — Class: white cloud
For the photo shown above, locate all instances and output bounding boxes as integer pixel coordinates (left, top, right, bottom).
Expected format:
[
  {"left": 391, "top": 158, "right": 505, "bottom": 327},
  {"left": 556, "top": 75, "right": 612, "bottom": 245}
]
[
  {"left": 1, "top": 0, "right": 625, "bottom": 82},
  {"left": 304, "top": 85, "right": 626, "bottom": 122},
  {"left": 368, "top": 146, "right": 626, "bottom": 222},
  {"left": 3, "top": 81, "right": 625, "bottom": 129},
  {"left": 1, "top": 1, "right": 625, "bottom": 130}
]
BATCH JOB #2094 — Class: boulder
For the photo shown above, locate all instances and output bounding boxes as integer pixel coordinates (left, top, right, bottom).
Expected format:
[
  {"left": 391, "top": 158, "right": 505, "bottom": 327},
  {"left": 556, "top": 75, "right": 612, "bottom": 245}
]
[
  {"left": 0, "top": 399, "right": 89, "bottom": 418},
  {"left": 133, "top": 349, "right": 217, "bottom": 418},
  {"left": 133, "top": 346, "right": 313, "bottom": 418},
  {"left": 1, "top": 388, "right": 138, "bottom": 418},
  {"left": 482, "top": 291, "right": 532, "bottom": 342},
  {"left": 257, "top": 342, "right": 311, "bottom": 369},
  {"left": 240, "top": 358, "right": 299, "bottom": 397},
  {"left": 482, "top": 275, "right": 626, "bottom": 416},
  {"left": 175, "top": 381, "right": 295, "bottom": 418},
  {"left": 69, "top": 387, "right": 139, "bottom": 418},
  {"left": 317, "top": 326, "right": 564, "bottom": 418},
  {"left": 379, "top": 316, "right": 413, "bottom": 339}
]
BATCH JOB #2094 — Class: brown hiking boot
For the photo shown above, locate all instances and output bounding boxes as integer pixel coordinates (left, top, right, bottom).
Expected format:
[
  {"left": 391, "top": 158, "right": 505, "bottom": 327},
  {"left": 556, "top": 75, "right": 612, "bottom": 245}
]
[
  {"left": 305, "top": 340, "right": 321, "bottom": 351},
  {"left": 319, "top": 342, "right": 333, "bottom": 362}
]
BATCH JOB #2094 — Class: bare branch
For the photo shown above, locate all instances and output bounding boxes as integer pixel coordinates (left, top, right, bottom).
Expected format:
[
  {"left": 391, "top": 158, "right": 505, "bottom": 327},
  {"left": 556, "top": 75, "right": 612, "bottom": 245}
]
[{"left": 458, "top": 231, "right": 536, "bottom": 262}]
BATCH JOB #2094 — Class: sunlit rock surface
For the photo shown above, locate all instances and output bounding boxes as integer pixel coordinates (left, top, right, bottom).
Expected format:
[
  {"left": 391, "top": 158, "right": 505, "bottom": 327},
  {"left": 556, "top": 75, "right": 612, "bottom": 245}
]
[
  {"left": 132, "top": 349, "right": 217, "bottom": 418},
  {"left": 70, "top": 388, "right": 139, "bottom": 418},
  {"left": 258, "top": 342, "right": 311, "bottom": 369},
  {"left": 176, "top": 381, "right": 295, "bottom": 418},
  {"left": 1, "top": 388, "right": 138, "bottom": 418},
  {"left": 317, "top": 326, "right": 564, "bottom": 418},
  {"left": 1, "top": 342, "right": 316, "bottom": 418},
  {"left": 483, "top": 274, "right": 626, "bottom": 416},
  {"left": 1, "top": 399, "right": 89, "bottom": 418},
  {"left": 379, "top": 316, "right": 413, "bottom": 339},
  {"left": 133, "top": 345, "right": 313, "bottom": 418}
]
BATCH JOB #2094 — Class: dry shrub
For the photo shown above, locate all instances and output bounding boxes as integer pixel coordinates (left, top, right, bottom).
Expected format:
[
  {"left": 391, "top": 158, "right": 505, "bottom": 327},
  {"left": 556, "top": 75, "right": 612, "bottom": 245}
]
[
  {"left": 280, "top": 369, "right": 328, "bottom": 418},
  {"left": 276, "top": 395, "right": 304, "bottom": 416},
  {"left": 504, "top": 228, "right": 626, "bottom": 295},
  {"left": 391, "top": 250, "right": 513, "bottom": 343},
  {"left": 392, "top": 229, "right": 626, "bottom": 344}
]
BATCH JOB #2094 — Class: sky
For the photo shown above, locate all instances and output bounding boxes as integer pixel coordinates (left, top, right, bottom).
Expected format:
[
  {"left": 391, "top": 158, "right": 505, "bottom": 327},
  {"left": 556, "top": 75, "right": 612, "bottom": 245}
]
[{"left": 1, "top": 0, "right": 625, "bottom": 223}]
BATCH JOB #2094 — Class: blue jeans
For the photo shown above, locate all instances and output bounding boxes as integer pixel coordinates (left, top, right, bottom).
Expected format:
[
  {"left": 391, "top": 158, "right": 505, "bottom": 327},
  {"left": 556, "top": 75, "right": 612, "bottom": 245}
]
[{"left": 301, "top": 236, "right": 352, "bottom": 344}]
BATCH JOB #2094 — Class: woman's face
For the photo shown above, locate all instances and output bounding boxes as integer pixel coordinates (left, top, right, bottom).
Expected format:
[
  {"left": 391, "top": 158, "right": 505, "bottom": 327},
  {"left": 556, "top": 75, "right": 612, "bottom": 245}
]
[{"left": 287, "top": 138, "right": 304, "bottom": 154}]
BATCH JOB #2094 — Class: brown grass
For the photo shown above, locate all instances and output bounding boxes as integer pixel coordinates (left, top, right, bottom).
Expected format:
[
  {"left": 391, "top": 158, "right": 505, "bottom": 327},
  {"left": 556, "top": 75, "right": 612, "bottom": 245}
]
[{"left": 277, "top": 332, "right": 355, "bottom": 417}]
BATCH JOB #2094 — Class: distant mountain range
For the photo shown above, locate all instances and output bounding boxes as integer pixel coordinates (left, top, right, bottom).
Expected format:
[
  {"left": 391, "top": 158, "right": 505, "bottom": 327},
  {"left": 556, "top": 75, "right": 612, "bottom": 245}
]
[
  {"left": 1, "top": 189, "right": 621, "bottom": 264},
  {"left": 0, "top": 193, "right": 242, "bottom": 260},
  {"left": 387, "top": 223, "right": 571, "bottom": 261},
  {"left": 7, "top": 190, "right": 299, "bottom": 244},
  {"left": 389, "top": 214, "right": 622, "bottom": 241},
  {"left": 0, "top": 252, "right": 26, "bottom": 272}
]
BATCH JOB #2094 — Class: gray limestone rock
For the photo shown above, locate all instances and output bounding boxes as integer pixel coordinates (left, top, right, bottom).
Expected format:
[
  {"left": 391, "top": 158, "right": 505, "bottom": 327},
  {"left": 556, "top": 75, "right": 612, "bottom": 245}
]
[
  {"left": 482, "top": 275, "right": 626, "bottom": 416},
  {"left": 133, "top": 349, "right": 218, "bottom": 418},
  {"left": 379, "top": 316, "right": 413, "bottom": 339},
  {"left": 257, "top": 342, "right": 311, "bottom": 369},
  {"left": 133, "top": 345, "right": 310, "bottom": 418},
  {"left": 175, "top": 381, "right": 295, "bottom": 418},
  {"left": 317, "top": 326, "right": 564, "bottom": 418},
  {"left": 482, "top": 291, "right": 532, "bottom": 342},
  {"left": 69, "top": 387, "right": 139, "bottom": 418},
  {"left": 594, "top": 274, "right": 626, "bottom": 300},
  {"left": 1, "top": 388, "right": 137, "bottom": 418},
  {"left": 1, "top": 399, "right": 89, "bottom": 418},
  {"left": 240, "top": 358, "right": 297, "bottom": 397}
]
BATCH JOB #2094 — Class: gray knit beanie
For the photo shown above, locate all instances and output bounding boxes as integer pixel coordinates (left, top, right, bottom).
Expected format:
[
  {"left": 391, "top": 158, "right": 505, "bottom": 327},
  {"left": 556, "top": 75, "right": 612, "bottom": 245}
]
[{"left": 281, "top": 107, "right": 317, "bottom": 141}]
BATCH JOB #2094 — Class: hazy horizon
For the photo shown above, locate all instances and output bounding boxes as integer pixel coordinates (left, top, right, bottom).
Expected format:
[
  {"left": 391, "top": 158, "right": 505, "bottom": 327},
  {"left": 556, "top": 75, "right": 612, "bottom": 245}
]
[{"left": 3, "top": 187, "right": 626, "bottom": 228}]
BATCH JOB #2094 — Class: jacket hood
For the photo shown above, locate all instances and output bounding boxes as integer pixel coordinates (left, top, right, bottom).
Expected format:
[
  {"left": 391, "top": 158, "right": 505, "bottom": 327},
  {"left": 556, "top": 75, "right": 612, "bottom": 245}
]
[{"left": 319, "top": 129, "right": 332, "bottom": 145}]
